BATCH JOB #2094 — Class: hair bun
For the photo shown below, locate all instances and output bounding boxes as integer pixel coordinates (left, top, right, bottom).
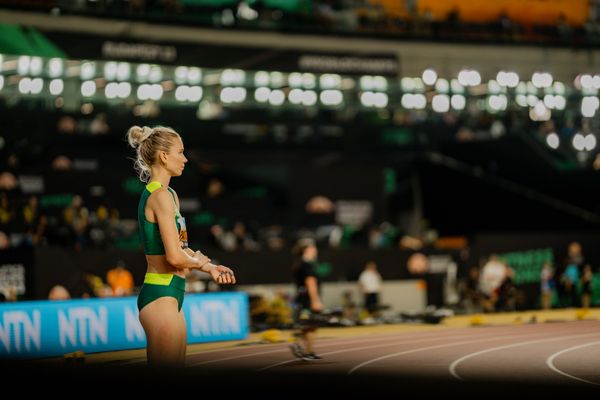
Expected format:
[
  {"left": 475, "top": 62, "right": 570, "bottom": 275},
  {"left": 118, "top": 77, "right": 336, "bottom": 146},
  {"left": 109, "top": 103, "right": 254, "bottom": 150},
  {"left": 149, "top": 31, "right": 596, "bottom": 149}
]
[{"left": 127, "top": 126, "right": 153, "bottom": 148}]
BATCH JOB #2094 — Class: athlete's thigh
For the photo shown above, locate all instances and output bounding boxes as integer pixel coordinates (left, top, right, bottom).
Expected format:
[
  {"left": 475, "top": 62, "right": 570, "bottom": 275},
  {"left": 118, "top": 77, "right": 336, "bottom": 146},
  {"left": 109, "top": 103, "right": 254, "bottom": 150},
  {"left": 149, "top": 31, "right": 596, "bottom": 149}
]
[{"left": 139, "top": 296, "right": 181, "bottom": 337}]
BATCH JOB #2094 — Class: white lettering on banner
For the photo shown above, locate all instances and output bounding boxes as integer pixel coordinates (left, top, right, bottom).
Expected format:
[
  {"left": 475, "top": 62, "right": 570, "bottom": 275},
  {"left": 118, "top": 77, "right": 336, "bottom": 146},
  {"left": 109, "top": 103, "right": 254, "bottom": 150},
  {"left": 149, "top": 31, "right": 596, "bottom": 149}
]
[
  {"left": 298, "top": 55, "right": 398, "bottom": 74},
  {"left": 58, "top": 307, "right": 108, "bottom": 348},
  {"left": 0, "top": 310, "right": 41, "bottom": 353},
  {"left": 102, "top": 41, "right": 177, "bottom": 62},
  {"left": 190, "top": 300, "right": 240, "bottom": 337},
  {"left": 124, "top": 307, "right": 145, "bottom": 342}
]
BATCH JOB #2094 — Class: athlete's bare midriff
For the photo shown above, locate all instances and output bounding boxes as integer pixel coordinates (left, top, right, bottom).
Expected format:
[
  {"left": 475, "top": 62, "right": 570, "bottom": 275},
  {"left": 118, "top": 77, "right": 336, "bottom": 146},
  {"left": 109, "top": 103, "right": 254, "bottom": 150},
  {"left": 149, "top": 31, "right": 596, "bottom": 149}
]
[{"left": 145, "top": 254, "right": 186, "bottom": 278}]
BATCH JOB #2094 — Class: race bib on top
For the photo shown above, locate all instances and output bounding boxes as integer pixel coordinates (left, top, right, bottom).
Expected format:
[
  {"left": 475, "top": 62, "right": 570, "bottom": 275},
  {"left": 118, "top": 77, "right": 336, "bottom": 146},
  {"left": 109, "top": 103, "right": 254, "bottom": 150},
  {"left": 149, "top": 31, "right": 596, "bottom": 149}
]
[{"left": 177, "top": 215, "right": 188, "bottom": 249}]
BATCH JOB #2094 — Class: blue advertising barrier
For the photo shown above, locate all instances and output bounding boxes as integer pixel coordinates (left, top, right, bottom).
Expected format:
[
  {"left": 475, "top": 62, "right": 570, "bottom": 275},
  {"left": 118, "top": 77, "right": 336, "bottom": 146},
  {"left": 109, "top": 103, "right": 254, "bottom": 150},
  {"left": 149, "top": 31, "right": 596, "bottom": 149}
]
[{"left": 0, "top": 291, "right": 249, "bottom": 358}]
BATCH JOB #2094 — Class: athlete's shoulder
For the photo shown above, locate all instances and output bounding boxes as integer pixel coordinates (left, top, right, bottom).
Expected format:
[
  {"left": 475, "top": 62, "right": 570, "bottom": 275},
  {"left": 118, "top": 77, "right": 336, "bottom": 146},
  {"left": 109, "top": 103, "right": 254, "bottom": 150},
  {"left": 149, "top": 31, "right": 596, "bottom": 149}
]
[{"left": 148, "top": 187, "right": 174, "bottom": 207}]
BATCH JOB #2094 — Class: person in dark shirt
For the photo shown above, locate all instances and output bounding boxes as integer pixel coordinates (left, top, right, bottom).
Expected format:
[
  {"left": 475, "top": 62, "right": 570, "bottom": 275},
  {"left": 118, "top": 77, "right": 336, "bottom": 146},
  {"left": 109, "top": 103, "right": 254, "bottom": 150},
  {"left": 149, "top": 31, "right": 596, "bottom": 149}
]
[{"left": 289, "top": 239, "right": 324, "bottom": 361}]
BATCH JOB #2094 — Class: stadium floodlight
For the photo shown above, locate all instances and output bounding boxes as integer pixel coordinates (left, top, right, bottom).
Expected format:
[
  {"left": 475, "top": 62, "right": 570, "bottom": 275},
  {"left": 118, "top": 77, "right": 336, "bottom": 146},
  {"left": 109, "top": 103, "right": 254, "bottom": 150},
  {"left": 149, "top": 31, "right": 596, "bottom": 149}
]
[
  {"left": 175, "top": 85, "right": 202, "bottom": 102},
  {"left": 435, "top": 78, "right": 449, "bottom": 93},
  {"left": 270, "top": 71, "right": 284, "bottom": 88},
  {"left": 553, "top": 95, "right": 566, "bottom": 110},
  {"left": 527, "top": 95, "right": 539, "bottom": 107},
  {"left": 117, "top": 82, "right": 132, "bottom": 98},
  {"left": 360, "top": 76, "right": 375, "bottom": 91},
  {"left": 546, "top": 132, "right": 560, "bottom": 149},
  {"left": 301, "top": 90, "right": 317, "bottom": 106},
  {"left": 174, "top": 66, "right": 188, "bottom": 85},
  {"left": 515, "top": 94, "right": 528, "bottom": 107},
  {"left": 572, "top": 133, "right": 585, "bottom": 151},
  {"left": 488, "top": 95, "right": 507, "bottom": 112},
  {"left": 104, "top": 62, "right": 118, "bottom": 80},
  {"left": 105, "top": 82, "right": 119, "bottom": 99},
  {"left": 116, "top": 62, "right": 130, "bottom": 81},
  {"left": 48, "top": 58, "right": 63, "bottom": 78},
  {"left": 458, "top": 69, "right": 481, "bottom": 86},
  {"left": 148, "top": 84, "right": 163, "bottom": 100},
  {"left": 29, "top": 78, "right": 43, "bottom": 94},
  {"left": 585, "top": 134, "right": 597, "bottom": 151},
  {"left": 148, "top": 65, "right": 163, "bottom": 83},
  {"left": 360, "top": 91, "right": 388, "bottom": 108},
  {"left": 29, "top": 57, "right": 43, "bottom": 76},
  {"left": 553, "top": 81, "right": 566, "bottom": 95},
  {"left": 18, "top": 56, "right": 30, "bottom": 75},
  {"left": 531, "top": 72, "right": 553, "bottom": 88},
  {"left": 412, "top": 77, "right": 425, "bottom": 92},
  {"left": 451, "top": 94, "right": 466, "bottom": 110},
  {"left": 221, "top": 69, "right": 245, "bottom": 86},
  {"left": 581, "top": 96, "right": 599, "bottom": 117},
  {"left": 580, "top": 74, "right": 594, "bottom": 89},
  {"left": 302, "top": 73, "right": 316, "bottom": 89},
  {"left": 422, "top": 69, "right": 437, "bottom": 86},
  {"left": 488, "top": 80, "right": 501, "bottom": 94},
  {"left": 372, "top": 76, "right": 387, "bottom": 91},
  {"left": 80, "top": 62, "right": 95, "bottom": 80},
  {"left": 18, "top": 77, "right": 31, "bottom": 94},
  {"left": 187, "top": 86, "right": 202, "bottom": 102},
  {"left": 288, "top": 73, "right": 303, "bottom": 88},
  {"left": 137, "top": 64, "right": 151, "bottom": 82},
  {"left": 254, "top": 87, "right": 270, "bottom": 103},
  {"left": 319, "top": 89, "right": 343, "bottom": 106},
  {"left": 220, "top": 87, "right": 246, "bottom": 103},
  {"left": 432, "top": 94, "right": 450, "bottom": 112},
  {"left": 401, "top": 77, "right": 415, "bottom": 92},
  {"left": 496, "top": 71, "right": 519, "bottom": 88},
  {"left": 320, "top": 74, "right": 342, "bottom": 90},
  {"left": 175, "top": 85, "right": 190, "bottom": 102},
  {"left": 81, "top": 80, "right": 96, "bottom": 97},
  {"left": 187, "top": 68, "right": 202, "bottom": 85},
  {"left": 254, "top": 71, "right": 270, "bottom": 87},
  {"left": 543, "top": 94, "right": 556, "bottom": 109},
  {"left": 268, "top": 89, "right": 285, "bottom": 106},
  {"left": 593, "top": 75, "right": 600, "bottom": 90},
  {"left": 288, "top": 88, "right": 303, "bottom": 104},
  {"left": 0, "top": 76, "right": 3, "bottom": 91},
  {"left": 530, "top": 101, "right": 551, "bottom": 121},
  {"left": 137, "top": 84, "right": 151, "bottom": 100}
]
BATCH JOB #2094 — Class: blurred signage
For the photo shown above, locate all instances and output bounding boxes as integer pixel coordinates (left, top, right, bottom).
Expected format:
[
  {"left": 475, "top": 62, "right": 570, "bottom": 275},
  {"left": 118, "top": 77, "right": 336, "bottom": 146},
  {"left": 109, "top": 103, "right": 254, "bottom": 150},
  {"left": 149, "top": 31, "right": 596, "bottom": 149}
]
[
  {"left": 0, "top": 292, "right": 248, "bottom": 358},
  {"left": 41, "top": 31, "right": 399, "bottom": 75},
  {"left": 418, "top": 0, "right": 588, "bottom": 27}
]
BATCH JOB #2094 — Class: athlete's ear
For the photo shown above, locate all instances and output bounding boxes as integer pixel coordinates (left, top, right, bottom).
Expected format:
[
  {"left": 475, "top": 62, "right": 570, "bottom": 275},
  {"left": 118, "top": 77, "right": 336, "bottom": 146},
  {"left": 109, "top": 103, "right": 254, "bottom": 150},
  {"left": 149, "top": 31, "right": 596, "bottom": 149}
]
[{"left": 159, "top": 150, "right": 168, "bottom": 164}]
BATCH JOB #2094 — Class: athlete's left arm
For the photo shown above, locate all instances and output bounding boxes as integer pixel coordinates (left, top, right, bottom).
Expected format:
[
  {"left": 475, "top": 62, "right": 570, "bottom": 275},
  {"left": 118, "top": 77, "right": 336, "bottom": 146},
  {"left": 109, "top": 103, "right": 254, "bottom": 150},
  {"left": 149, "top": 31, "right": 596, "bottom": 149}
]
[{"left": 173, "top": 190, "right": 236, "bottom": 284}]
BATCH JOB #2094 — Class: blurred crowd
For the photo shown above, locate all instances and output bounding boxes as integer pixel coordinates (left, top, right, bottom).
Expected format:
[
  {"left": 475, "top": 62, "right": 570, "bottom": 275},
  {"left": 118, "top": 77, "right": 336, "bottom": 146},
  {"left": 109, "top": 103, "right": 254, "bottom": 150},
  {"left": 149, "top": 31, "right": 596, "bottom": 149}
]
[
  {"left": 9, "top": 0, "right": 600, "bottom": 46},
  {"left": 458, "top": 241, "right": 596, "bottom": 313}
]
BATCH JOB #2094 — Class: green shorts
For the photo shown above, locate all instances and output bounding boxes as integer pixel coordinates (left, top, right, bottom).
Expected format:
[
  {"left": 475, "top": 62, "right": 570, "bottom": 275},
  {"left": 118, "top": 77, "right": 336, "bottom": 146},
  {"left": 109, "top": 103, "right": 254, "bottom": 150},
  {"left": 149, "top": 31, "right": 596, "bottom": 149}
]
[{"left": 137, "top": 273, "right": 186, "bottom": 312}]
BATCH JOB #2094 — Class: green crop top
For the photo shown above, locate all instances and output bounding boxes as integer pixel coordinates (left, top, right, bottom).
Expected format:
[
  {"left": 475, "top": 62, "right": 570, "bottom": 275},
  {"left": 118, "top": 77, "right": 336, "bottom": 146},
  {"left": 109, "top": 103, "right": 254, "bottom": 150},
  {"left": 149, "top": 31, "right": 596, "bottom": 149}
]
[{"left": 138, "top": 181, "right": 188, "bottom": 255}]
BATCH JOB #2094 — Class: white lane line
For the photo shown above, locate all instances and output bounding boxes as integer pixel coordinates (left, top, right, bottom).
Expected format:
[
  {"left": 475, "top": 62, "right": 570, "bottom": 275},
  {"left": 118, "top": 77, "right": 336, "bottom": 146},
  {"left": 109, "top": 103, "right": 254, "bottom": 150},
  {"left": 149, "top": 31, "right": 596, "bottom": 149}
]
[
  {"left": 193, "top": 320, "right": 588, "bottom": 366},
  {"left": 190, "top": 329, "right": 484, "bottom": 367},
  {"left": 449, "top": 332, "right": 600, "bottom": 380},
  {"left": 347, "top": 333, "right": 533, "bottom": 375},
  {"left": 546, "top": 340, "right": 600, "bottom": 386},
  {"left": 260, "top": 332, "right": 503, "bottom": 371}
]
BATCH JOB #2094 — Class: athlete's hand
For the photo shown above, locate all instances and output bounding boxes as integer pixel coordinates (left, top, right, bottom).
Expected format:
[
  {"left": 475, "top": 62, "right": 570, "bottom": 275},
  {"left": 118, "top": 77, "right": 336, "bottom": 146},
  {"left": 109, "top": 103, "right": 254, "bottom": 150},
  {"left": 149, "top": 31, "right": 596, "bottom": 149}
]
[
  {"left": 209, "top": 265, "right": 236, "bottom": 285},
  {"left": 193, "top": 251, "right": 211, "bottom": 268},
  {"left": 310, "top": 299, "right": 323, "bottom": 313}
]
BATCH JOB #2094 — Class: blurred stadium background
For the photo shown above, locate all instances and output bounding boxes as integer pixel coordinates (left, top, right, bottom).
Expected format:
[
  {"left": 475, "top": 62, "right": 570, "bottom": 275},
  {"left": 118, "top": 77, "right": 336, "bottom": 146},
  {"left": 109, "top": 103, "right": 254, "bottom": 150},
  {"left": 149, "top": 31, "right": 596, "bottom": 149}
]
[{"left": 0, "top": 0, "right": 600, "bottom": 364}]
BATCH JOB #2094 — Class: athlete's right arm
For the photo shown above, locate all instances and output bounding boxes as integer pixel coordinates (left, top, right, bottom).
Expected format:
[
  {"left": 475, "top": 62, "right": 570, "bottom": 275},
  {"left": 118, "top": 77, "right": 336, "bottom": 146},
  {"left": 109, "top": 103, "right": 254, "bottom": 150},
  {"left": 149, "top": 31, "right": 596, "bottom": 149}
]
[
  {"left": 305, "top": 276, "right": 323, "bottom": 312},
  {"left": 151, "top": 188, "right": 208, "bottom": 270}
]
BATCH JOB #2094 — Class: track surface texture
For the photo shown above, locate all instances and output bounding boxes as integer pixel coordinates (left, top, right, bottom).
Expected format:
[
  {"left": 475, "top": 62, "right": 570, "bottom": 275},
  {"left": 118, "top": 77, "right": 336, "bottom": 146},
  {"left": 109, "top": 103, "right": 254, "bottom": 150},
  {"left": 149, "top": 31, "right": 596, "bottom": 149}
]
[{"left": 4, "top": 309, "right": 600, "bottom": 396}]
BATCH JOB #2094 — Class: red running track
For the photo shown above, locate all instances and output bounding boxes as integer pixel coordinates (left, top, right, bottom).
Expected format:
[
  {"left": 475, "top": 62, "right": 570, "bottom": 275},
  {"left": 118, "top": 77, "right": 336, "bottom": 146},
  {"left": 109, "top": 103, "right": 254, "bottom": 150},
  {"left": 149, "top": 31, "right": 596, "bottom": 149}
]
[{"left": 4, "top": 320, "right": 600, "bottom": 395}]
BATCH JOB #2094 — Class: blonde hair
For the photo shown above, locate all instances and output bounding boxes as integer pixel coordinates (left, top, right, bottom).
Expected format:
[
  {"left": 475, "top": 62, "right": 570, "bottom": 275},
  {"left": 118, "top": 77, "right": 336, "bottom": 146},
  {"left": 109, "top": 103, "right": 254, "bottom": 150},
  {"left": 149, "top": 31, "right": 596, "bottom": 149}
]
[{"left": 126, "top": 125, "right": 180, "bottom": 182}]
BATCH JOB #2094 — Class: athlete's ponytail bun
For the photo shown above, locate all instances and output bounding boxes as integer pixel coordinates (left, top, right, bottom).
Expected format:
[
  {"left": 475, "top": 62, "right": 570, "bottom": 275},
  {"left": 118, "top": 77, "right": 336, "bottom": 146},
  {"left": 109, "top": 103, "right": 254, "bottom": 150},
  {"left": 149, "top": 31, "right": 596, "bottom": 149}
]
[{"left": 127, "top": 125, "right": 154, "bottom": 148}]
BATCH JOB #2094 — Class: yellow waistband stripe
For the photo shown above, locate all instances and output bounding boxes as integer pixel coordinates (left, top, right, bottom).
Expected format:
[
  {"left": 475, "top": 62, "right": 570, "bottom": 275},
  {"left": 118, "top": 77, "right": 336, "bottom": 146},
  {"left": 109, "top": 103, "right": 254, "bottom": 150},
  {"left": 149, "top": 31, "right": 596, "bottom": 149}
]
[
  {"left": 144, "top": 273, "right": 174, "bottom": 286},
  {"left": 146, "top": 181, "right": 162, "bottom": 193}
]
